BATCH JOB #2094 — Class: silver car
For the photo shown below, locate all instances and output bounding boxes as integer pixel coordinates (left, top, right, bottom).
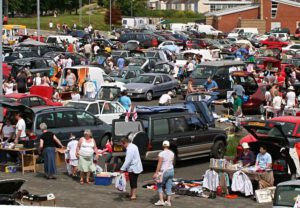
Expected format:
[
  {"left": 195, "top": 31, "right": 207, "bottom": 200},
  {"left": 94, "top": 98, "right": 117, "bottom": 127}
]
[
  {"left": 124, "top": 73, "right": 179, "bottom": 101},
  {"left": 273, "top": 180, "right": 300, "bottom": 208}
]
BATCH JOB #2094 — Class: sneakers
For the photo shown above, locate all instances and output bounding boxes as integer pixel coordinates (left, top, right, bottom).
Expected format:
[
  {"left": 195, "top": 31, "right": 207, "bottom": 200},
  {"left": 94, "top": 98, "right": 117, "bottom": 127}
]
[
  {"left": 164, "top": 201, "right": 171, "bottom": 207},
  {"left": 154, "top": 200, "right": 165, "bottom": 206}
]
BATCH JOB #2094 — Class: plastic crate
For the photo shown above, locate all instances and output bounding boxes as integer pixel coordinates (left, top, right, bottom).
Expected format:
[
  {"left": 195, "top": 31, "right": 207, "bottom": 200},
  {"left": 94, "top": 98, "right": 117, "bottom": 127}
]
[{"left": 94, "top": 176, "right": 112, "bottom": 186}]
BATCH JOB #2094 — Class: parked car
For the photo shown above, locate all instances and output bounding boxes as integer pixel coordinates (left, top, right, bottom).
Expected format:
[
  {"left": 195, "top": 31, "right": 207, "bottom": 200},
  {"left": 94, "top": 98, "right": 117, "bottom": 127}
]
[
  {"left": 282, "top": 44, "right": 300, "bottom": 52},
  {"left": 243, "top": 120, "right": 300, "bottom": 184},
  {"left": 125, "top": 73, "right": 179, "bottom": 101},
  {"left": 112, "top": 111, "right": 227, "bottom": 161},
  {"left": 158, "top": 41, "right": 181, "bottom": 53},
  {"left": 152, "top": 61, "right": 176, "bottom": 77},
  {"left": 260, "top": 38, "right": 289, "bottom": 47},
  {"left": 181, "top": 61, "right": 246, "bottom": 98},
  {"left": 5, "top": 93, "right": 62, "bottom": 108},
  {"left": 186, "top": 38, "right": 210, "bottom": 49},
  {"left": 119, "top": 33, "right": 159, "bottom": 48},
  {"left": 43, "top": 51, "right": 87, "bottom": 66},
  {"left": 65, "top": 99, "right": 126, "bottom": 125},
  {"left": 109, "top": 66, "right": 145, "bottom": 83},
  {"left": 0, "top": 103, "right": 112, "bottom": 148},
  {"left": 9, "top": 57, "right": 55, "bottom": 78},
  {"left": 273, "top": 180, "right": 300, "bottom": 208}
]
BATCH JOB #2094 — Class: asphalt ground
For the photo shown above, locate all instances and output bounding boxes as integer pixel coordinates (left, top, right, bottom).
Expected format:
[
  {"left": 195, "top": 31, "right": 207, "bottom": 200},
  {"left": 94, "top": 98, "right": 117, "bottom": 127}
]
[{"left": 0, "top": 96, "right": 271, "bottom": 208}]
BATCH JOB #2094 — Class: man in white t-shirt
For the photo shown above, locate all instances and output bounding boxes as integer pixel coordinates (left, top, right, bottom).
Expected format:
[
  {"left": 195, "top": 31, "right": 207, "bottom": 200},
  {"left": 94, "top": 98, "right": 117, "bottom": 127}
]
[
  {"left": 14, "top": 113, "right": 27, "bottom": 143},
  {"left": 158, "top": 91, "right": 172, "bottom": 106},
  {"left": 66, "top": 57, "right": 73, "bottom": 68},
  {"left": 286, "top": 86, "right": 296, "bottom": 108}
]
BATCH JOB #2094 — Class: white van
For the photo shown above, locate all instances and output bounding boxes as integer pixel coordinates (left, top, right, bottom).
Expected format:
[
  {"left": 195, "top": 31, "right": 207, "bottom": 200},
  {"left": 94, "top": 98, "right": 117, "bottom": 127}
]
[
  {"left": 46, "top": 35, "right": 78, "bottom": 44},
  {"left": 228, "top": 28, "right": 259, "bottom": 38},
  {"left": 194, "top": 24, "right": 222, "bottom": 36},
  {"left": 170, "top": 23, "right": 187, "bottom": 32}
]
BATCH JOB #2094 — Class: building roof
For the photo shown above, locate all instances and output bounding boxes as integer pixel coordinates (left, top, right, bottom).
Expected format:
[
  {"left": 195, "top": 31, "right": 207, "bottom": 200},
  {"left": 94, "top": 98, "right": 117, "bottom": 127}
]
[
  {"left": 272, "top": 0, "right": 300, "bottom": 7},
  {"left": 205, "top": 4, "right": 259, "bottom": 17}
]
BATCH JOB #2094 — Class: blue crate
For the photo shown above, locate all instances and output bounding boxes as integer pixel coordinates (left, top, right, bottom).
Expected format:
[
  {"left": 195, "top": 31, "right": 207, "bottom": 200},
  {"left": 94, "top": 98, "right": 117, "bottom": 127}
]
[{"left": 94, "top": 176, "right": 112, "bottom": 186}]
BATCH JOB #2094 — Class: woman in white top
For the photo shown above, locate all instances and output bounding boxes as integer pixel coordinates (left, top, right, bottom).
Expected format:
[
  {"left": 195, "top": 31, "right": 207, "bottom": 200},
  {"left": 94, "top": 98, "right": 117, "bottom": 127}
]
[
  {"left": 272, "top": 91, "right": 282, "bottom": 117},
  {"left": 153, "top": 140, "right": 174, "bottom": 207},
  {"left": 76, "top": 130, "right": 98, "bottom": 184},
  {"left": 286, "top": 86, "right": 296, "bottom": 108},
  {"left": 3, "top": 77, "right": 14, "bottom": 95}
]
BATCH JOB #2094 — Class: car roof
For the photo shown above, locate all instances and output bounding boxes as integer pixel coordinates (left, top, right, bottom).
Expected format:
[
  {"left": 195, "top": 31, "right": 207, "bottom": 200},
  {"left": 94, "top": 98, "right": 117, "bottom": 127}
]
[
  {"left": 5, "top": 93, "right": 44, "bottom": 99},
  {"left": 271, "top": 116, "right": 300, "bottom": 123},
  {"left": 277, "top": 180, "right": 300, "bottom": 187},
  {"left": 142, "top": 73, "right": 169, "bottom": 76},
  {"left": 199, "top": 61, "right": 245, "bottom": 67},
  {"left": 32, "top": 106, "right": 78, "bottom": 113},
  {"left": 139, "top": 112, "right": 195, "bottom": 119},
  {"left": 68, "top": 99, "right": 111, "bottom": 103}
]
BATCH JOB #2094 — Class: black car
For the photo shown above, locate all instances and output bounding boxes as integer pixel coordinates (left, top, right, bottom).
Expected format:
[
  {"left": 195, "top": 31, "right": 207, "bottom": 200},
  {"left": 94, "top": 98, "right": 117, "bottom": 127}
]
[
  {"left": 43, "top": 51, "right": 87, "bottom": 66},
  {"left": 113, "top": 111, "right": 227, "bottom": 162},
  {"left": 119, "top": 33, "right": 159, "bottom": 48},
  {"left": 0, "top": 103, "right": 112, "bottom": 148},
  {"left": 14, "top": 45, "right": 64, "bottom": 56},
  {"left": 9, "top": 57, "right": 55, "bottom": 78}
]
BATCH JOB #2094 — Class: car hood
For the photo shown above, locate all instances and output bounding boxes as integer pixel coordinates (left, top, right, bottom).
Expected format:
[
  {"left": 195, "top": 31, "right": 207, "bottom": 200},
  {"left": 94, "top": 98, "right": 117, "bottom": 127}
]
[
  {"left": 0, "top": 179, "right": 25, "bottom": 195},
  {"left": 125, "top": 83, "right": 152, "bottom": 89}
]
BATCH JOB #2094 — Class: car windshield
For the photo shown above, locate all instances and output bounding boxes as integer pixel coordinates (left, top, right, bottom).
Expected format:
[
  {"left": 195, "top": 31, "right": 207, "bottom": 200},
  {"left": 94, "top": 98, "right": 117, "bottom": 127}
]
[
  {"left": 247, "top": 121, "right": 295, "bottom": 138},
  {"left": 128, "top": 58, "right": 146, "bottom": 66},
  {"left": 190, "top": 66, "right": 215, "bottom": 79},
  {"left": 65, "top": 102, "right": 88, "bottom": 110},
  {"left": 274, "top": 185, "right": 300, "bottom": 207},
  {"left": 132, "top": 75, "right": 155, "bottom": 84}
]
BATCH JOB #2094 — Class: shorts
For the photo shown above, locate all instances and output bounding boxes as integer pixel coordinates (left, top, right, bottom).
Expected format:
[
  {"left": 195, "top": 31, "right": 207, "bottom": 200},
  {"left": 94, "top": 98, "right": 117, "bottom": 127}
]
[
  {"left": 69, "top": 159, "right": 78, "bottom": 167},
  {"left": 128, "top": 172, "right": 139, "bottom": 189}
]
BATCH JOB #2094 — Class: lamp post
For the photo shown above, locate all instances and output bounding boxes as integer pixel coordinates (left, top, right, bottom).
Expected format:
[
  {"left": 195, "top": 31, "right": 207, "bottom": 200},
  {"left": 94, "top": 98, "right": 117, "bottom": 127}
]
[
  {"left": 131, "top": 0, "right": 133, "bottom": 17},
  {"left": 79, "top": 0, "right": 83, "bottom": 27},
  {"left": 37, "top": 0, "right": 40, "bottom": 42},
  {"left": 0, "top": 0, "right": 3, "bottom": 120},
  {"left": 110, "top": 0, "right": 112, "bottom": 31}
]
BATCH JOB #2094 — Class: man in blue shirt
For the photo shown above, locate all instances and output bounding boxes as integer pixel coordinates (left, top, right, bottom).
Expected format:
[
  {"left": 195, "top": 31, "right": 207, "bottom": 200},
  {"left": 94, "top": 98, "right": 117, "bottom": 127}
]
[
  {"left": 117, "top": 56, "right": 125, "bottom": 70},
  {"left": 256, "top": 145, "right": 272, "bottom": 169},
  {"left": 118, "top": 90, "right": 131, "bottom": 111},
  {"left": 204, "top": 77, "right": 218, "bottom": 92},
  {"left": 203, "top": 77, "right": 218, "bottom": 112}
]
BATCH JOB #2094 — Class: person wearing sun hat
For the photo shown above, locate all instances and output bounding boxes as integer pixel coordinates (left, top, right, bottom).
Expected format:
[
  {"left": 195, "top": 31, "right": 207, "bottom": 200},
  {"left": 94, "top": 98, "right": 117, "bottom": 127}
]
[
  {"left": 236, "top": 142, "right": 255, "bottom": 167},
  {"left": 153, "top": 140, "right": 175, "bottom": 207}
]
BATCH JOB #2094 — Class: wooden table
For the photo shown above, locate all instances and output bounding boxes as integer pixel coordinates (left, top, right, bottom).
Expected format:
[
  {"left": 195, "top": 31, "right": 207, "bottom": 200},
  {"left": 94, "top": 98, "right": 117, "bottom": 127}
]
[{"left": 0, "top": 148, "right": 37, "bottom": 174}]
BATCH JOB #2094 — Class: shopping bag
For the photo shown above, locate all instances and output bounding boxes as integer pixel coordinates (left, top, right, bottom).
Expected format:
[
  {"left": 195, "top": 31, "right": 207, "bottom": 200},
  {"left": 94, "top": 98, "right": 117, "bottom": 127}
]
[{"left": 115, "top": 173, "right": 126, "bottom": 192}]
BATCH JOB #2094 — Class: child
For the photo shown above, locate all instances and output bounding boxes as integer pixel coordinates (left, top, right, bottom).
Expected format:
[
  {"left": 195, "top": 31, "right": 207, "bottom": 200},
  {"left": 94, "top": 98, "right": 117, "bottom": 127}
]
[
  {"left": 99, "top": 140, "right": 118, "bottom": 172},
  {"left": 67, "top": 134, "right": 79, "bottom": 176}
]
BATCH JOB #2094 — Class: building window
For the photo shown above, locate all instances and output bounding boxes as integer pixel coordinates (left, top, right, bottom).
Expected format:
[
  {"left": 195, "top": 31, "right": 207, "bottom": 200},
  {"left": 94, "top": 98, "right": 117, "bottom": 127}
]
[{"left": 271, "top": 1, "right": 278, "bottom": 19}]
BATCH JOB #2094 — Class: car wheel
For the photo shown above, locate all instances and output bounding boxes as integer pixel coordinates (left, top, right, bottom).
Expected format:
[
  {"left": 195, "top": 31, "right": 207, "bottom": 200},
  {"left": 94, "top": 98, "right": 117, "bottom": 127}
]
[
  {"left": 171, "top": 88, "right": 177, "bottom": 97},
  {"left": 100, "top": 134, "right": 111, "bottom": 149},
  {"left": 258, "top": 104, "right": 265, "bottom": 115},
  {"left": 146, "top": 91, "right": 153, "bottom": 101},
  {"left": 211, "top": 140, "right": 225, "bottom": 159}
]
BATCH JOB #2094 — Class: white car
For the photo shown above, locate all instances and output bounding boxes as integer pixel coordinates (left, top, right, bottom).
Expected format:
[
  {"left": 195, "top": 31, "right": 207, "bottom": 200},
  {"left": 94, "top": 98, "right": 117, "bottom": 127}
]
[
  {"left": 64, "top": 100, "right": 126, "bottom": 125},
  {"left": 282, "top": 44, "right": 300, "bottom": 52},
  {"left": 158, "top": 41, "right": 181, "bottom": 53}
]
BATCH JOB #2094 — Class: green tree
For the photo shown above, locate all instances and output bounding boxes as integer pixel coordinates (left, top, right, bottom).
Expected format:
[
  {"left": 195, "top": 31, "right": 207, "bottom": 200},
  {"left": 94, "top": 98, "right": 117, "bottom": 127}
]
[{"left": 98, "top": 0, "right": 147, "bottom": 16}]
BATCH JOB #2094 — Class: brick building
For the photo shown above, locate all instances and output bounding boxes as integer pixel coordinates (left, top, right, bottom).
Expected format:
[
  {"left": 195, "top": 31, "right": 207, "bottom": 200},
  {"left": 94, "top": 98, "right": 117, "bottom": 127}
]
[{"left": 206, "top": 0, "right": 300, "bottom": 34}]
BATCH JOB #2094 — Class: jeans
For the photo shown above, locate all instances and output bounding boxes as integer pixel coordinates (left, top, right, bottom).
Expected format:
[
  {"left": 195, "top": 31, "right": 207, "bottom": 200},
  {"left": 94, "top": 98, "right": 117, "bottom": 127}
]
[{"left": 157, "top": 169, "right": 174, "bottom": 196}]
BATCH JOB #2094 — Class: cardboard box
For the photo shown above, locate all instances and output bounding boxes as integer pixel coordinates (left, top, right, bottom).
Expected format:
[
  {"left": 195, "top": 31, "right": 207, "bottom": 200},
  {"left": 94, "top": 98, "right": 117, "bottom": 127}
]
[{"left": 55, "top": 148, "right": 66, "bottom": 167}]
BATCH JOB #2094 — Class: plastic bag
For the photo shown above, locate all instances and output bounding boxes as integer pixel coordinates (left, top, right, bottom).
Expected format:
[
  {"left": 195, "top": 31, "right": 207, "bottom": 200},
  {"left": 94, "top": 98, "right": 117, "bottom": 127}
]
[
  {"left": 95, "top": 165, "right": 103, "bottom": 174},
  {"left": 115, "top": 173, "right": 126, "bottom": 192}
]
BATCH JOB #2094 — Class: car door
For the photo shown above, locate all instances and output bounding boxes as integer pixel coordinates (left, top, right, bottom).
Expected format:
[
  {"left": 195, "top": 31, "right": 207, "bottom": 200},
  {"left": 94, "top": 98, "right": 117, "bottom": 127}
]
[
  {"left": 162, "top": 75, "right": 174, "bottom": 92},
  {"left": 152, "top": 75, "right": 165, "bottom": 97},
  {"left": 100, "top": 102, "right": 125, "bottom": 124},
  {"left": 53, "top": 111, "right": 82, "bottom": 144},
  {"left": 185, "top": 115, "right": 214, "bottom": 154},
  {"left": 86, "top": 102, "right": 100, "bottom": 117},
  {"left": 168, "top": 116, "right": 193, "bottom": 159},
  {"left": 75, "top": 111, "right": 104, "bottom": 146}
]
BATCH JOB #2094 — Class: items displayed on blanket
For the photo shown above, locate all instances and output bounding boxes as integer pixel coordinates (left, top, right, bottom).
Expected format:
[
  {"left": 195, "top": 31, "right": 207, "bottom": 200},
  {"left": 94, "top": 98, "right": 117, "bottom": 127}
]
[{"left": 231, "top": 171, "right": 253, "bottom": 196}]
